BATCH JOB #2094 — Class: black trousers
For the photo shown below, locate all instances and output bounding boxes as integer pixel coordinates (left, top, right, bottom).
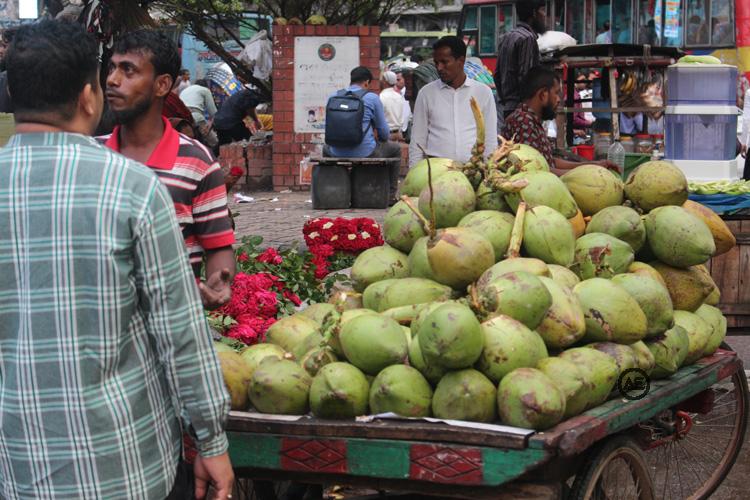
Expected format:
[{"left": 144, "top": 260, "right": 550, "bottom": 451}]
[{"left": 216, "top": 122, "right": 251, "bottom": 146}]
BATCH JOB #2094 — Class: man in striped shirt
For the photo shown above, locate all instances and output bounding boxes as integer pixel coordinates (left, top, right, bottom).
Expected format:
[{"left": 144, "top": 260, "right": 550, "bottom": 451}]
[
  {"left": 0, "top": 20, "right": 233, "bottom": 498},
  {"left": 99, "top": 30, "right": 236, "bottom": 309}
]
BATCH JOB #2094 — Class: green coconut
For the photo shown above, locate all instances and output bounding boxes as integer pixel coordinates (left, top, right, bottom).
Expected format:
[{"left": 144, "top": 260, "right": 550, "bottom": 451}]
[
  {"left": 265, "top": 315, "right": 321, "bottom": 353},
  {"left": 611, "top": 274, "right": 674, "bottom": 338},
  {"left": 477, "top": 315, "right": 548, "bottom": 383},
  {"left": 350, "top": 245, "right": 410, "bottom": 292},
  {"left": 431, "top": 369, "right": 497, "bottom": 422},
  {"left": 672, "top": 310, "right": 713, "bottom": 365},
  {"left": 402, "top": 158, "right": 460, "bottom": 196},
  {"left": 476, "top": 258, "right": 551, "bottom": 292},
  {"left": 561, "top": 165, "right": 625, "bottom": 216},
  {"left": 650, "top": 262, "right": 715, "bottom": 312},
  {"left": 586, "top": 342, "right": 638, "bottom": 377},
  {"left": 624, "top": 160, "right": 689, "bottom": 212},
  {"left": 645, "top": 206, "right": 716, "bottom": 268},
  {"left": 408, "top": 335, "right": 448, "bottom": 385},
  {"left": 646, "top": 325, "right": 690, "bottom": 378},
  {"left": 248, "top": 358, "right": 312, "bottom": 415},
  {"left": 506, "top": 143, "right": 551, "bottom": 172},
  {"left": 537, "top": 357, "right": 589, "bottom": 418},
  {"left": 291, "top": 331, "right": 324, "bottom": 360},
  {"left": 476, "top": 181, "right": 511, "bottom": 211},
  {"left": 497, "top": 368, "right": 566, "bottom": 430},
  {"left": 426, "top": 228, "right": 495, "bottom": 290},
  {"left": 630, "top": 340, "right": 656, "bottom": 375},
  {"left": 417, "top": 303, "right": 483, "bottom": 369},
  {"left": 217, "top": 351, "right": 253, "bottom": 411},
  {"left": 369, "top": 365, "right": 433, "bottom": 417},
  {"left": 458, "top": 210, "right": 515, "bottom": 262},
  {"left": 376, "top": 278, "right": 454, "bottom": 312},
  {"left": 536, "top": 276, "right": 586, "bottom": 349},
  {"left": 408, "top": 237, "right": 438, "bottom": 281},
  {"left": 300, "top": 347, "right": 338, "bottom": 376},
  {"left": 522, "top": 205, "right": 576, "bottom": 266},
  {"left": 585, "top": 205, "right": 647, "bottom": 252},
  {"left": 574, "top": 278, "right": 648, "bottom": 344},
  {"left": 299, "top": 303, "right": 338, "bottom": 325},
  {"left": 477, "top": 271, "right": 552, "bottom": 329},
  {"left": 505, "top": 171, "right": 578, "bottom": 218},
  {"left": 572, "top": 233, "right": 634, "bottom": 279},
  {"left": 309, "top": 362, "right": 370, "bottom": 418},
  {"left": 339, "top": 314, "right": 409, "bottom": 375},
  {"left": 628, "top": 261, "right": 669, "bottom": 289},
  {"left": 383, "top": 198, "right": 428, "bottom": 253},
  {"left": 547, "top": 264, "right": 581, "bottom": 289},
  {"left": 418, "top": 171, "right": 476, "bottom": 228},
  {"left": 559, "top": 347, "right": 619, "bottom": 409},
  {"left": 695, "top": 304, "right": 727, "bottom": 356}
]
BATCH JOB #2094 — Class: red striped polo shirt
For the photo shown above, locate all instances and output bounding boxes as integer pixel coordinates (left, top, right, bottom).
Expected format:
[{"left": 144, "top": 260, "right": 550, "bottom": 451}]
[{"left": 99, "top": 118, "right": 235, "bottom": 275}]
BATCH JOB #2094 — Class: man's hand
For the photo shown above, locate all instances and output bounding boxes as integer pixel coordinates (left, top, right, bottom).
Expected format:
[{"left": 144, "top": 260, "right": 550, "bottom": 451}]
[
  {"left": 200, "top": 268, "right": 232, "bottom": 309},
  {"left": 194, "top": 452, "right": 234, "bottom": 499}
]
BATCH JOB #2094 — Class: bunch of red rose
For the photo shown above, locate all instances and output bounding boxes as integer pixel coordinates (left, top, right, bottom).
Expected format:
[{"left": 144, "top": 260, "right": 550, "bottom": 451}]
[
  {"left": 303, "top": 217, "right": 383, "bottom": 278},
  {"left": 216, "top": 270, "right": 301, "bottom": 345}
]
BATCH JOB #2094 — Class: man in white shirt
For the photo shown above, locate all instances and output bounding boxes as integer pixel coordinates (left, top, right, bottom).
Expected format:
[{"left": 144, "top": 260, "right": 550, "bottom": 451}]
[
  {"left": 395, "top": 71, "right": 411, "bottom": 135},
  {"left": 379, "top": 70, "right": 405, "bottom": 140},
  {"left": 409, "top": 36, "right": 497, "bottom": 167}
]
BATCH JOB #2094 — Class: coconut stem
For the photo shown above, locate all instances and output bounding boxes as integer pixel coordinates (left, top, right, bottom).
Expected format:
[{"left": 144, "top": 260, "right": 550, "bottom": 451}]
[
  {"left": 506, "top": 201, "right": 527, "bottom": 259},
  {"left": 400, "top": 195, "right": 434, "bottom": 238},
  {"left": 417, "top": 144, "right": 437, "bottom": 238}
]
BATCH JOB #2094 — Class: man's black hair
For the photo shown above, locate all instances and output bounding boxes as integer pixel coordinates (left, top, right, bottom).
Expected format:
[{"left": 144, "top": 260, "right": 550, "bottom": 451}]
[
  {"left": 516, "top": 0, "right": 545, "bottom": 23},
  {"left": 6, "top": 20, "right": 98, "bottom": 121},
  {"left": 432, "top": 36, "right": 466, "bottom": 59},
  {"left": 350, "top": 66, "right": 373, "bottom": 84},
  {"left": 603, "top": 21, "right": 611, "bottom": 30},
  {"left": 180, "top": 68, "right": 189, "bottom": 75},
  {"left": 194, "top": 78, "right": 208, "bottom": 87},
  {"left": 520, "top": 66, "right": 558, "bottom": 101},
  {"left": 112, "top": 29, "right": 181, "bottom": 84}
]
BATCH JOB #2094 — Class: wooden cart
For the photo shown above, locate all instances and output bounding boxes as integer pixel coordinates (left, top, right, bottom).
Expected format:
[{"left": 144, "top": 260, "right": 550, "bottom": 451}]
[
  {"left": 708, "top": 215, "right": 750, "bottom": 335},
  {"left": 226, "top": 349, "right": 747, "bottom": 500}
]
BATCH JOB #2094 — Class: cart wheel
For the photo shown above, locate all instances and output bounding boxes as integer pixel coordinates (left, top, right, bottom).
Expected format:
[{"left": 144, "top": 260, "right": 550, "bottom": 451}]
[
  {"left": 569, "top": 435, "right": 655, "bottom": 500},
  {"left": 640, "top": 356, "right": 749, "bottom": 500}
]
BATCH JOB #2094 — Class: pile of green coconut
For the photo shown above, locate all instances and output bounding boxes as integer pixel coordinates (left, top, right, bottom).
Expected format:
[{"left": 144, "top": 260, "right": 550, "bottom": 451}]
[{"left": 215, "top": 99, "right": 734, "bottom": 431}]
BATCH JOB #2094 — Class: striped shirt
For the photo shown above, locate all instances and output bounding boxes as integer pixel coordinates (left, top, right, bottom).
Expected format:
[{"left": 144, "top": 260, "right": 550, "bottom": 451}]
[
  {"left": 0, "top": 132, "right": 230, "bottom": 499},
  {"left": 493, "top": 22, "right": 540, "bottom": 113},
  {"left": 99, "top": 118, "right": 235, "bottom": 276}
]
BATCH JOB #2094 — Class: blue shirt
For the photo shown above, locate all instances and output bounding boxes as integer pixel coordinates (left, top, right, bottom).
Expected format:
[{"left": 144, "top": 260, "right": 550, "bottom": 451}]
[{"left": 328, "top": 84, "right": 390, "bottom": 157}]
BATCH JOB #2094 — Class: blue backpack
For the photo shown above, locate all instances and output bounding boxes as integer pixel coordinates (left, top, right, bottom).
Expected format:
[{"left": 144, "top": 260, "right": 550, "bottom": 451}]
[{"left": 324, "top": 88, "right": 371, "bottom": 147}]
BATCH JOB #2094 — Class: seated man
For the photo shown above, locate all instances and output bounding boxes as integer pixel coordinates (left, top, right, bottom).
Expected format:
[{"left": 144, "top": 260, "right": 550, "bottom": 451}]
[
  {"left": 324, "top": 66, "right": 401, "bottom": 204},
  {"left": 503, "top": 66, "right": 619, "bottom": 175},
  {"left": 213, "top": 87, "right": 263, "bottom": 146}
]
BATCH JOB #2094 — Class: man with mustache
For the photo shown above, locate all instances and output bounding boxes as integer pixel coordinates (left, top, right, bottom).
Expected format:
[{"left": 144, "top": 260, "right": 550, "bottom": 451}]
[
  {"left": 503, "top": 66, "right": 619, "bottom": 175},
  {"left": 409, "top": 36, "right": 497, "bottom": 167},
  {"left": 100, "top": 30, "right": 235, "bottom": 309}
]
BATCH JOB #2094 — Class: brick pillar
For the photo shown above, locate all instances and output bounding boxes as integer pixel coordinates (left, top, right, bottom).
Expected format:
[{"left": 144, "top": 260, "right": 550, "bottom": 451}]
[{"left": 272, "top": 24, "right": 381, "bottom": 191}]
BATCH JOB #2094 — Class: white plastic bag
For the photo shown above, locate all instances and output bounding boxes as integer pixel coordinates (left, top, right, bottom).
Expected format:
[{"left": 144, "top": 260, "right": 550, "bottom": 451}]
[{"left": 238, "top": 30, "right": 273, "bottom": 81}]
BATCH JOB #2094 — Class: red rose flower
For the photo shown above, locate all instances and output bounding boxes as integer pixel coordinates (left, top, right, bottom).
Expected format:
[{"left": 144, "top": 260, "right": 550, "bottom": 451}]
[
  {"left": 256, "top": 248, "right": 283, "bottom": 265},
  {"left": 237, "top": 252, "right": 249, "bottom": 263}
]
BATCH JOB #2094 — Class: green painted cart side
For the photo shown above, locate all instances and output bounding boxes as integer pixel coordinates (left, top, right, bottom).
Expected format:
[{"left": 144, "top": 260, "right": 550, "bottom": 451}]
[{"left": 226, "top": 349, "right": 743, "bottom": 498}]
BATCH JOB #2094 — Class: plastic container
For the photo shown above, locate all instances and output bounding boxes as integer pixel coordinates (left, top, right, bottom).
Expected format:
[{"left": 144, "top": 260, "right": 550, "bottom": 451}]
[
  {"left": 665, "top": 105, "right": 738, "bottom": 161},
  {"left": 621, "top": 136, "right": 636, "bottom": 153},
  {"left": 634, "top": 134, "right": 653, "bottom": 154},
  {"left": 312, "top": 164, "right": 351, "bottom": 209},
  {"left": 666, "top": 64, "right": 738, "bottom": 105},
  {"left": 670, "top": 158, "right": 738, "bottom": 181},
  {"left": 607, "top": 140, "right": 626, "bottom": 171},
  {"left": 574, "top": 145, "right": 595, "bottom": 160},
  {"left": 350, "top": 164, "right": 391, "bottom": 208},
  {"left": 594, "top": 132, "right": 612, "bottom": 159}
]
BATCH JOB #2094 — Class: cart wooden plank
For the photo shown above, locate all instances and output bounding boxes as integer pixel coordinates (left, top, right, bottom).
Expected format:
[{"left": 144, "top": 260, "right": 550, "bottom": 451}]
[{"left": 227, "top": 414, "right": 530, "bottom": 449}]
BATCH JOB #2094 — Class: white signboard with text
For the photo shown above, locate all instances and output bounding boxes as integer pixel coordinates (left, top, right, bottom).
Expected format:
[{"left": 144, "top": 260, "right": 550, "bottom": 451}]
[{"left": 294, "top": 36, "right": 360, "bottom": 134}]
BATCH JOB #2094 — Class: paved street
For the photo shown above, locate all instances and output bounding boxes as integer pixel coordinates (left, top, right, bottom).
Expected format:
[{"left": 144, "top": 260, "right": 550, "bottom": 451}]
[{"left": 230, "top": 191, "right": 750, "bottom": 499}]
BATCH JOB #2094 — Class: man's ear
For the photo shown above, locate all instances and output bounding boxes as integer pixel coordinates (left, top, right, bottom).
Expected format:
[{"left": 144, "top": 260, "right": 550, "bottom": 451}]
[
  {"left": 154, "top": 74, "right": 173, "bottom": 98},
  {"left": 80, "top": 82, "right": 98, "bottom": 117}
]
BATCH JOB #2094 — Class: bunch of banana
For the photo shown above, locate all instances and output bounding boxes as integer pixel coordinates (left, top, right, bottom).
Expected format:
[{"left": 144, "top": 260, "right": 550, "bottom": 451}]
[
  {"left": 689, "top": 180, "right": 750, "bottom": 195},
  {"left": 620, "top": 71, "right": 637, "bottom": 94}
]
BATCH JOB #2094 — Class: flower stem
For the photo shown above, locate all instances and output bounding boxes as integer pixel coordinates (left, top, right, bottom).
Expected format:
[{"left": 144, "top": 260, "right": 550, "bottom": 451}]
[{"left": 506, "top": 201, "right": 527, "bottom": 259}]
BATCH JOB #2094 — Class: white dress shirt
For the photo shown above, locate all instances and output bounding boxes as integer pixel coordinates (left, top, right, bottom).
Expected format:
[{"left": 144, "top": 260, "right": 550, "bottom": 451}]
[
  {"left": 400, "top": 86, "right": 411, "bottom": 132},
  {"left": 380, "top": 87, "right": 405, "bottom": 131},
  {"left": 409, "top": 76, "right": 498, "bottom": 166}
]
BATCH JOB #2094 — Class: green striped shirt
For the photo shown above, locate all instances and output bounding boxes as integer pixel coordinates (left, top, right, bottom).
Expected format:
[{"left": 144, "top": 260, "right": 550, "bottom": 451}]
[{"left": 0, "top": 133, "right": 230, "bottom": 499}]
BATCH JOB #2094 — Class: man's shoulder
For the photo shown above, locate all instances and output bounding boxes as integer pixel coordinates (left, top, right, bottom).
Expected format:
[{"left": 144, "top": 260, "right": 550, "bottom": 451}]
[
  {"left": 176, "top": 133, "right": 216, "bottom": 168},
  {"left": 419, "top": 79, "right": 443, "bottom": 97}
]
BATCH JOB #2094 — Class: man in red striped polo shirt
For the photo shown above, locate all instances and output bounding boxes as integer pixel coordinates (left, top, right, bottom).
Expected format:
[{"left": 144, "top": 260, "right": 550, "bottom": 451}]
[{"left": 100, "top": 30, "right": 236, "bottom": 310}]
